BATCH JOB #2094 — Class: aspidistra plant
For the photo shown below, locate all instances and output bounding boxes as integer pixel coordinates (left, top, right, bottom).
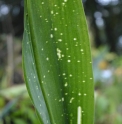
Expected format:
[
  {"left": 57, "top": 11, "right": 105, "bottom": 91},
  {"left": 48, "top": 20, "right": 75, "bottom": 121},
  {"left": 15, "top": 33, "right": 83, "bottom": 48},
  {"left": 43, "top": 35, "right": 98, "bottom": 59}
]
[{"left": 23, "top": 0, "right": 94, "bottom": 124}]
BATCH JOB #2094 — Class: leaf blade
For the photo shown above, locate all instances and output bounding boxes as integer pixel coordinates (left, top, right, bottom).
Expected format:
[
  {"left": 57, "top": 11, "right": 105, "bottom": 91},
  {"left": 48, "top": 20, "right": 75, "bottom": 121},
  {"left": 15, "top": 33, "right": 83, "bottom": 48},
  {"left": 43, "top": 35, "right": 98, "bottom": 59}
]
[{"left": 23, "top": 0, "right": 94, "bottom": 124}]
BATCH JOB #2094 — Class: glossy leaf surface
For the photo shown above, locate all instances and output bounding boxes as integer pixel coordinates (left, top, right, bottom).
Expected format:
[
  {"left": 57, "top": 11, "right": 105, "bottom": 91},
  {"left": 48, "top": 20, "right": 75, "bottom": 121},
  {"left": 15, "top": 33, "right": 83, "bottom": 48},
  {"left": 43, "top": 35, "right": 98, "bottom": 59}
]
[{"left": 23, "top": 0, "right": 94, "bottom": 124}]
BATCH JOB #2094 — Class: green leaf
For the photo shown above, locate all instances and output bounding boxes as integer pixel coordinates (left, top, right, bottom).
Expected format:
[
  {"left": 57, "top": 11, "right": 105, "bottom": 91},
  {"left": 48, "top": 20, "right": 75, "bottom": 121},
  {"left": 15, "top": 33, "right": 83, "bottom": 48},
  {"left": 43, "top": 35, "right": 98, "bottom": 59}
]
[{"left": 23, "top": 0, "right": 94, "bottom": 124}]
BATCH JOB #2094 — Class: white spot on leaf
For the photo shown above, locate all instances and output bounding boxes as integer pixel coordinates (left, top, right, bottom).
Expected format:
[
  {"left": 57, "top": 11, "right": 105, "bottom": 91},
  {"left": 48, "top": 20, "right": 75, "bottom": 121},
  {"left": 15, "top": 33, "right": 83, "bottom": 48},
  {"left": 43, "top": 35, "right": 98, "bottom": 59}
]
[
  {"left": 51, "top": 11, "right": 54, "bottom": 14},
  {"left": 70, "top": 97, "right": 74, "bottom": 103},
  {"left": 46, "top": 57, "right": 49, "bottom": 61},
  {"left": 64, "top": 82, "right": 68, "bottom": 87},
  {"left": 58, "top": 39, "right": 62, "bottom": 42},
  {"left": 50, "top": 34, "right": 53, "bottom": 38},
  {"left": 67, "top": 60, "right": 71, "bottom": 62},
  {"left": 54, "top": 28, "right": 57, "bottom": 31},
  {"left": 57, "top": 48, "right": 62, "bottom": 59},
  {"left": 78, "top": 93, "right": 81, "bottom": 96},
  {"left": 77, "top": 106, "right": 82, "bottom": 124}
]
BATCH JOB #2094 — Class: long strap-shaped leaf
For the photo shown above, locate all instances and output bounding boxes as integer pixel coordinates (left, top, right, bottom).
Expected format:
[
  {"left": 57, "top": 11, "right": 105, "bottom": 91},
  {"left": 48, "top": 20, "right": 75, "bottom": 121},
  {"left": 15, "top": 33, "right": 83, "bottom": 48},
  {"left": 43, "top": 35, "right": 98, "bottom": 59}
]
[{"left": 23, "top": 0, "right": 94, "bottom": 124}]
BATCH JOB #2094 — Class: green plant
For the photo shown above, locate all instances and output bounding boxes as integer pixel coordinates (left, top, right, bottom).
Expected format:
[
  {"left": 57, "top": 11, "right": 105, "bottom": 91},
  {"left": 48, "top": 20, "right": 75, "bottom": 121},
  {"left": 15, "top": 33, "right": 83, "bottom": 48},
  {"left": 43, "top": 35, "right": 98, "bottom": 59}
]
[{"left": 23, "top": 0, "right": 94, "bottom": 124}]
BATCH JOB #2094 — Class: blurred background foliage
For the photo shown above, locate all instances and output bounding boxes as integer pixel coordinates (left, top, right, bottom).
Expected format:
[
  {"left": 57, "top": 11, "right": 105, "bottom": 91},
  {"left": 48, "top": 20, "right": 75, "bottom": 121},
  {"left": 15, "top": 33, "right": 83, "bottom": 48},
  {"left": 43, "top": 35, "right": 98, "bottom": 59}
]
[{"left": 0, "top": 0, "right": 122, "bottom": 124}]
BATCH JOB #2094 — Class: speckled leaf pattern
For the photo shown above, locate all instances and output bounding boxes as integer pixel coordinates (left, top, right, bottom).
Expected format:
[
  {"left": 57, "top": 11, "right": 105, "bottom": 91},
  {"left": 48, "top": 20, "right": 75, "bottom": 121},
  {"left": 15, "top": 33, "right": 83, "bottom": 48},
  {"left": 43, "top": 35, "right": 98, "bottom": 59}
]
[{"left": 23, "top": 0, "right": 94, "bottom": 124}]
